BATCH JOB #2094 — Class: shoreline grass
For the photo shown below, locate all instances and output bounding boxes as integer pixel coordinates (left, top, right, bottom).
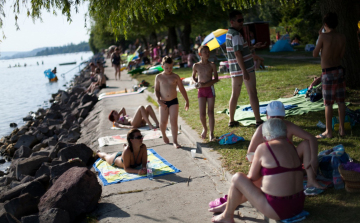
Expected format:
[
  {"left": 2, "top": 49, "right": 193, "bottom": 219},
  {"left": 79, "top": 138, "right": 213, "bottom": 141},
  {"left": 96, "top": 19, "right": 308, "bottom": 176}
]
[{"left": 134, "top": 55, "right": 360, "bottom": 222}]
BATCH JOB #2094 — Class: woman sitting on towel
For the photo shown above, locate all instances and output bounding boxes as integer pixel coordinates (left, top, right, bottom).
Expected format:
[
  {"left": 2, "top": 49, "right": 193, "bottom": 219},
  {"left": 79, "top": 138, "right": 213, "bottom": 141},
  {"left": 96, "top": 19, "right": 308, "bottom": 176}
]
[
  {"left": 97, "top": 128, "right": 147, "bottom": 175},
  {"left": 109, "top": 105, "right": 159, "bottom": 130},
  {"left": 209, "top": 118, "right": 305, "bottom": 222}
]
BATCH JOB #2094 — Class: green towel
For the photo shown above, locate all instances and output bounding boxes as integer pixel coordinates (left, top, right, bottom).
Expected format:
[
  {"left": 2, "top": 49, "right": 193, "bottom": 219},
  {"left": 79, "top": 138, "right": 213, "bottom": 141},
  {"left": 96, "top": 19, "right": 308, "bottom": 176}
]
[{"left": 217, "top": 95, "right": 350, "bottom": 126}]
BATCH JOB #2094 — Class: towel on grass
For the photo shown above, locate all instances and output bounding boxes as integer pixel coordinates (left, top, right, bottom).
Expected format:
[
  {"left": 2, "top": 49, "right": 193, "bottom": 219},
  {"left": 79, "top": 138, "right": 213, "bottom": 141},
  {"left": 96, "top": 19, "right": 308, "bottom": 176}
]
[
  {"left": 218, "top": 95, "right": 350, "bottom": 126},
  {"left": 94, "top": 148, "right": 181, "bottom": 185},
  {"left": 242, "top": 104, "right": 298, "bottom": 114}
]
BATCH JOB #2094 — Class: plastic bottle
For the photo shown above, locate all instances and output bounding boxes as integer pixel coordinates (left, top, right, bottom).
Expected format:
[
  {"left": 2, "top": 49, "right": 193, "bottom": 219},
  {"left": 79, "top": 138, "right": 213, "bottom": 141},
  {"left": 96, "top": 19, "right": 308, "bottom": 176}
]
[
  {"left": 331, "top": 156, "right": 344, "bottom": 189},
  {"left": 147, "top": 161, "right": 153, "bottom": 180}
]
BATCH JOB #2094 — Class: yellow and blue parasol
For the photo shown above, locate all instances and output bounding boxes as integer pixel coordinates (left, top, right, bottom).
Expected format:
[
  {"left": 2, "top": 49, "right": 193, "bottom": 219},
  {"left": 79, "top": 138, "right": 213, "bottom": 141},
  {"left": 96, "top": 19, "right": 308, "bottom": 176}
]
[{"left": 201, "top": 29, "right": 228, "bottom": 51}]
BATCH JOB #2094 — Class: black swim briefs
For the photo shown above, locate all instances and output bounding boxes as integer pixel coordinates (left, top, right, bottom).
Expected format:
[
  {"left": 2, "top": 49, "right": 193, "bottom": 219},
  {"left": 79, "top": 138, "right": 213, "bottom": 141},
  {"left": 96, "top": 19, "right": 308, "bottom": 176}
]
[{"left": 164, "top": 98, "right": 179, "bottom": 108}]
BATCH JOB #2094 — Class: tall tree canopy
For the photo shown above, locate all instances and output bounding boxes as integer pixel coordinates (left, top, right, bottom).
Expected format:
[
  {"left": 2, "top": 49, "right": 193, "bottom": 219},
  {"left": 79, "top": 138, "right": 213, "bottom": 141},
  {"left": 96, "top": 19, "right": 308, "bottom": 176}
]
[{"left": 1, "top": 0, "right": 359, "bottom": 88}]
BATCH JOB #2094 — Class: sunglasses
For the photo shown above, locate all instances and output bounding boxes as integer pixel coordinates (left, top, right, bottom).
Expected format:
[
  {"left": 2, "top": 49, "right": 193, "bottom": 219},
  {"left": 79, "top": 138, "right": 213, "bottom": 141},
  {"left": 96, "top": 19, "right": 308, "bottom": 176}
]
[
  {"left": 133, "top": 135, "right": 143, "bottom": 139},
  {"left": 237, "top": 18, "right": 244, "bottom": 23}
]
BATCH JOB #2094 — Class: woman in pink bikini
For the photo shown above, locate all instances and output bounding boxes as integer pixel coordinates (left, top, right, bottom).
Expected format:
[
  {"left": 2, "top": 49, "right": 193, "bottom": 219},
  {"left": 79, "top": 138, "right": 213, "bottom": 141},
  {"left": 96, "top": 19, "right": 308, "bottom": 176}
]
[
  {"left": 108, "top": 105, "right": 159, "bottom": 130},
  {"left": 209, "top": 118, "right": 305, "bottom": 222}
]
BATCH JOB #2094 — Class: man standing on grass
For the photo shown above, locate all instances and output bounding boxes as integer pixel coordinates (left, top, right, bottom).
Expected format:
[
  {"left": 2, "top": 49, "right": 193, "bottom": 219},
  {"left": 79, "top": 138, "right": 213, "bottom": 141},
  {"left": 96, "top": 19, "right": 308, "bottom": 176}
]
[
  {"left": 226, "top": 10, "right": 263, "bottom": 128},
  {"left": 313, "top": 12, "right": 346, "bottom": 139}
]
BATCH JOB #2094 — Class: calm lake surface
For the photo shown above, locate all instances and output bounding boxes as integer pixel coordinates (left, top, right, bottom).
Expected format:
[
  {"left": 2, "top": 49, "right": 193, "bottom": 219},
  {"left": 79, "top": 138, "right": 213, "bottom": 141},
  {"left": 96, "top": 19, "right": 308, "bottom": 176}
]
[{"left": 0, "top": 52, "right": 93, "bottom": 139}]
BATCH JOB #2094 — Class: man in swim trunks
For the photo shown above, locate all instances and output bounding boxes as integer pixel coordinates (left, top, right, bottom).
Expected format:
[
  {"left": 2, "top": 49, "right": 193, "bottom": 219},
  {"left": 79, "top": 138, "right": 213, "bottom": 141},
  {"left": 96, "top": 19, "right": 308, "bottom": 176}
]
[
  {"left": 226, "top": 10, "right": 263, "bottom": 128},
  {"left": 155, "top": 56, "right": 189, "bottom": 148},
  {"left": 313, "top": 12, "right": 346, "bottom": 139},
  {"left": 192, "top": 45, "right": 219, "bottom": 141}
]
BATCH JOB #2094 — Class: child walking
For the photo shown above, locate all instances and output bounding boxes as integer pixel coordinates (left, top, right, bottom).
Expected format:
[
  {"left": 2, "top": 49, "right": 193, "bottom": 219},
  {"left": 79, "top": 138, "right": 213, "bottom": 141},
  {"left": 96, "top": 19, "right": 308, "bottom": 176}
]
[
  {"left": 155, "top": 56, "right": 189, "bottom": 148},
  {"left": 192, "top": 46, "right": 219, "bottom": 141}
]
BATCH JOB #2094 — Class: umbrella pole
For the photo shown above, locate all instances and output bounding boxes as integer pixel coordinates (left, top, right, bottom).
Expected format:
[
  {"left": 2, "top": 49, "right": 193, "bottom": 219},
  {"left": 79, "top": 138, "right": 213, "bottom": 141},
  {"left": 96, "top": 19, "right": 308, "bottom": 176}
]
[{"left": 220, "top": 46, "right": 228, "bottom": 60}]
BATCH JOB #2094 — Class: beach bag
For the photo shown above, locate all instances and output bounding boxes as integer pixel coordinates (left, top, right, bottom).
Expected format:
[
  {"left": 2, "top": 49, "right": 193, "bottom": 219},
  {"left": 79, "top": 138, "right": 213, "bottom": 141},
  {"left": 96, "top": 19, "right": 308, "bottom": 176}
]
[
  {"left": 218, "top": 132, "right": 244, "bottom": 145},
  {"left": 318, "top": 145, "right": 351, "bottom": 179},
  {"left": 332, "top": 115, "right": 352, "bottom": 131}
]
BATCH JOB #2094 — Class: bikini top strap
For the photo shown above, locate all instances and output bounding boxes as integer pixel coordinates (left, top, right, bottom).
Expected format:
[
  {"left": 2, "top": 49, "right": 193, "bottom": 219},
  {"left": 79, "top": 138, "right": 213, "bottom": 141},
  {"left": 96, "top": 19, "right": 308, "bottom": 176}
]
[{"left": 265, "top": 141, "right": 280, "bottom": 167}]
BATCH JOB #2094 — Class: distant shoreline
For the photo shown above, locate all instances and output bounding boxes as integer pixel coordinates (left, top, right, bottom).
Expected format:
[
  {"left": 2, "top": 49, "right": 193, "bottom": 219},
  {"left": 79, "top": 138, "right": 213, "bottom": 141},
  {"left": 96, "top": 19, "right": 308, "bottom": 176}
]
[{"left": 0, "top": 50, "right": 92, "bottom": 61}]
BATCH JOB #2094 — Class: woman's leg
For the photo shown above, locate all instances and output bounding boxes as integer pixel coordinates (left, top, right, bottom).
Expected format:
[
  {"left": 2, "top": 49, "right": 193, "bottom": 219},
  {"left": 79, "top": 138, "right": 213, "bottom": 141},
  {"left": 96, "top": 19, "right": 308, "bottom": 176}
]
[
  {"left": 132, "top": 106, "right": 154, "bottom": 128},
  {"left": 117, "top": 65, "right": 121, "bottom": 80},
  {"left": 145, "top": 105, "right": 159, "bottom": 128},
  {"left": 211, "top": 173, "right": 279, "bottom": 222}
]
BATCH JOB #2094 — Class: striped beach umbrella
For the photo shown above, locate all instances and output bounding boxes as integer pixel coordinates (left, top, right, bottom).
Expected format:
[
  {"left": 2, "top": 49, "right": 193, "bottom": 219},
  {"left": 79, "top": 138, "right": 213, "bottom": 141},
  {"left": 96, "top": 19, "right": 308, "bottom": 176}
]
[{"left": 201, "top": 29, "right": 228, "bottom": 51}]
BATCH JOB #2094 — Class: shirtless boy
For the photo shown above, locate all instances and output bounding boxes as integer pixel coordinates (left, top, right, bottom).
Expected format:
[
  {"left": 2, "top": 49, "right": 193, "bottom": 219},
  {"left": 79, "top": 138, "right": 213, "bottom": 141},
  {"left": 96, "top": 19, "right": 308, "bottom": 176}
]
[
  {"left": 155, "top": 56, "right": 189, "bottom": 148},
  {"left": 192, "top": 46, "right": 219, "bottom": 141},
  {"left": 313, "top": 12, "right": 346, "bottom": 139}
]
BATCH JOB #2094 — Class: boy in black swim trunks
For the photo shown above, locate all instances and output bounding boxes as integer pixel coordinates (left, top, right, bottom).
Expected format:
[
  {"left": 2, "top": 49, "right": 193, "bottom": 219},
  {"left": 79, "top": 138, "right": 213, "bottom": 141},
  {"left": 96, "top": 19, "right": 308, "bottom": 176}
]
[{"left": 155, "top": 56, "right": 189, "bottom": 148}]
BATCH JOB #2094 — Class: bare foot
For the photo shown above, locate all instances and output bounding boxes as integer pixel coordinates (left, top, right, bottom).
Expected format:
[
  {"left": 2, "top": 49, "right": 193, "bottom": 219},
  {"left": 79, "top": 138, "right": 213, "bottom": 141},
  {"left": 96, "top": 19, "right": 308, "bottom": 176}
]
[
  {"left": 316, "top": 132, "right": 332, "bottom": 139},
  {"left": 201, "top": 128, "right": 207, "bottom": 139},
  {"left": 211, "top": 213, "right": 234, "bottom": 223},
  {"left": 173, "top": 142, "right": 181, "bottom": 149},
  {"left": 209, "top": 133, "right": 216, "bottom": 142},
  {"left": 163, "top": 136, "right": 170, "bottom": 144},
  {"left": 307, "top": 180, "right": 326, "bottom": 190},
  {"left": 208, "top": 202, "right": 227, "bottom": 213}
]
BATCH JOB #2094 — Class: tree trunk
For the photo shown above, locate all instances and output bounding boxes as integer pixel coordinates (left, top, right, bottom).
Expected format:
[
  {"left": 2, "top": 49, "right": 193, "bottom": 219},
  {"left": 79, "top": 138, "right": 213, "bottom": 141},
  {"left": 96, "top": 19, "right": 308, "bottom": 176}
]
[
  {"left": 182, "top": 22, "right": 191, "bottom": 53},
  {"left": 141, "top": 35, "right": 148, "bottom": 50},
  {"left": 149, "top": 31, "right": 157, "bottom": 46},
  {"left": 320, "top": 0, "right": 360, "bottom": 89},
  {"left": 167, "top": 26, "right": 178, "bottom": 53}
]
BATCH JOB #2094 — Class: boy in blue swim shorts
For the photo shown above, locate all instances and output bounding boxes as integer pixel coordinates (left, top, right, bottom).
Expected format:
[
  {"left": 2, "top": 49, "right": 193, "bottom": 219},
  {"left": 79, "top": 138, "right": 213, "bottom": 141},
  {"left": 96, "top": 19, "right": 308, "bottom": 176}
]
[{"left": 192, "top": 45, "right": 219, "bottom": 141}]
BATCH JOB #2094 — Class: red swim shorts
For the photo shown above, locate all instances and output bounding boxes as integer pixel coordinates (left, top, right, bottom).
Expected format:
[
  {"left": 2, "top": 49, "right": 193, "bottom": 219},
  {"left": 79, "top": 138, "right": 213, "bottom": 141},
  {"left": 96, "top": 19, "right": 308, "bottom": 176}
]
[{"left": 198, "top": 86, "right": 215, "bottom": 98}]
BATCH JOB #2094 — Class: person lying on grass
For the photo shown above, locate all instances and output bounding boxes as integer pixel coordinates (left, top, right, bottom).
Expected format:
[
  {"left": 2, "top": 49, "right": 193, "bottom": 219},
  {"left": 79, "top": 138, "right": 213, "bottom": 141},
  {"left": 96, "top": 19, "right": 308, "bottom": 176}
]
[
  {"left": 210, "top": 118, "right": 305, "bottom": 222},
  {"left": 192, "top": 45, "right": 219, "bottom": 141},
  {"left": 97, "top": 128, "right": 147, "bottom": 175},
  {"left": 247, "top": 101, "right": 325, "bottom": 190},
  {"left": 109, "top": 105, "right": 159, "bottom": 130}
]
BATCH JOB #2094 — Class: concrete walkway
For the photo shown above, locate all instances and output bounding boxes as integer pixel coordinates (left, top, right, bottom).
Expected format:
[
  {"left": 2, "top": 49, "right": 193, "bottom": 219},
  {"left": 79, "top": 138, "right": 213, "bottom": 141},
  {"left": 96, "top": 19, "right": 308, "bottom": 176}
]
[{"left": 79, "top": 59, "right": 276, "bottom": 222}]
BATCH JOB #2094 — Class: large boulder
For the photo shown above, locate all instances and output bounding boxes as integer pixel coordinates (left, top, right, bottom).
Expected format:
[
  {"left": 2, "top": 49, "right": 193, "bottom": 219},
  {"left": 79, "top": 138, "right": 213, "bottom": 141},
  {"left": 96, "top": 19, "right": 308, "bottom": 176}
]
[
  {"left": 3, "top": 193, "right": 39, "bottom": 220},
  {"left": 13, "top": 146, "right": 32, "bottom": 160},
  {"left": 20, "top": 215, "right": 39, "bottom": 223},
  {"left": 0, "top": 208, "right": 20, "bottom": 223},
  {"left": 15, "top": 156, "right": 50, "bottom": 179},
  {"left": 57, "top": 144, "right": 93, "bottom": 164},
  {"left": 38, "top": 167, "right": 102, "bottom": 221},
  {"left": 80, "top": 94, "right": 97, "bottom": 105},
  {"left": 50, "top": 160, "right": 86, "bottom": 183},
  {"left": 0, "top": 177, "right": 17, "bottom": 187},
  {"left": 39, "top": 208, "right": 70, "bottom": 223},
  {"left": 31, "top": 142, "right": 47, "bottom": 153},
  {"left": 14, "top": 135, "right": 38, "bottom": 150}
]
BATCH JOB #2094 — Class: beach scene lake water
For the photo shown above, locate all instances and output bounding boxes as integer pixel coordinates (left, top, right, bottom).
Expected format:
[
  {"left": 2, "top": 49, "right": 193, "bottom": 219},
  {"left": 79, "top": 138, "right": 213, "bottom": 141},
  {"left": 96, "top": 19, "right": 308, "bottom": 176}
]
[{"left": 0, "top": 51, "right": 93, "bottom": 139}]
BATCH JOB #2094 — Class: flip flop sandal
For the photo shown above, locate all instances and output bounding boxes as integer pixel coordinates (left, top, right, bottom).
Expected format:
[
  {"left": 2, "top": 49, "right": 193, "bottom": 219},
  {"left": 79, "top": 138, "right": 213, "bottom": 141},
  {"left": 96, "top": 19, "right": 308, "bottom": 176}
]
[
  {"left": 228, "top": 121, "right": 239, "bottom": 127},
  {"left": 209, "top": 195, "right": 228, "bottom": 208},
  {"left": 304, "top": 187, "right": 324, "bottom": 196}
]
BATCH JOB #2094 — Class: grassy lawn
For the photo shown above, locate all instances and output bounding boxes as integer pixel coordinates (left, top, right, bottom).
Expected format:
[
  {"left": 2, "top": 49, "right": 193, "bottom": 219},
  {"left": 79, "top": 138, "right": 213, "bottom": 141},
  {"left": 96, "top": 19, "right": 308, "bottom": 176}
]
[{"left": 133, "top": 56, "right": 360, "bottom": 222}]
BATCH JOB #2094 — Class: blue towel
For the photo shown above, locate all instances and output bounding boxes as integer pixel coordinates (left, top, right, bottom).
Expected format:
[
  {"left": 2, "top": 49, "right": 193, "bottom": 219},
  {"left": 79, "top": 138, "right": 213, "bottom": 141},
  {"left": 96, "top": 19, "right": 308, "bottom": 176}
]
[
  {"left": 281, "top": 210, "right": 309, "bottom": 223},
  {"left": 298, "top": 88, "right": 308, "bottom": 95},
  {"left": 242, "top": 104, "right": 298, "bottom": 114}
]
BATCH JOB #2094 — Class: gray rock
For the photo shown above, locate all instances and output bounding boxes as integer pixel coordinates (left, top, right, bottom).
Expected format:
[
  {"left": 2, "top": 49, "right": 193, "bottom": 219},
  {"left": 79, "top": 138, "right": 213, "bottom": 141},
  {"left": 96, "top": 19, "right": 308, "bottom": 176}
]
[
  {"left": 22, "top": 115, "right": 33, "bottom": 121},
  {"left": 38, "top": 167, "right": 101, "bottom": 221},
  {"left": 21, "top": 181, "right": 45, "bottom": 198},
  {"left": 79, "top": 108, "right": 89, "bottom": 118},
  {"left": 13, "top": 146, "right": 32, "bottom": 160},
  {"left": 4, "top": 193, "right": 39, "bottom": 220},
  {"left": 61, "top": 92, "right": 69, "bottom": 104},
  {"left": 34, "top": 163, "right": 51, "bottom": 178},
  {"left": 39, "top": 208, "right": 70, "bottom": 223},
  {"left": 19, "top": 176, "right": 35, "bottom": 184},
  {"left": 15, "top": 156, "right": 50, "bottom": 179},
  {"left": 0, "top": 177, "right": 17, "bottom": 187},
  {"left": 9, "top": 123, "right": 17, "bottom": 128},
  {"left": 57, "top": 144, "right": 93, "bottom": 164},
  {"left": 0, "top": 209, "right": 20, "bottom": 223},
  {"left": 0, "top": 181, "right": 32, "bottom": 202},
  {"left": 42, "top": 137, "right": 57, "bottom": 147},
  {"left": 50, "top": 160, "right": 86, "bottom": 183},
  {"left": 10, "top": 135, "right": 19, "bottom": 143},
  {"left": 30, "top": 151, "right": 50, "bottom": 158},
  {"left": 0, "top": 159, "right": 5, "bottom": 164},
  {"left": 14, "top": 135, "right": 38, "bottom": 150},
  {"left": 46, "top": 119, "right": 62, "bottom": 126},
  {"left": 80, "top": 94, "right": 97, "bottom": 105},
  {"left": 21, "top": 215, "right": 39, "bottom": 223},
  {"left": 35, "top": 133, "right": 44, "bottom": 141},
  {"left": 9, "top": 181, "right": 21, "bottom": 189},
  {"left": 34, "top": 174, "right": 50, "bottom": 187},
  {"left": 16, "top": 126, "right": 28, "bottom": 136},
  {"left": 31, "top": 143, "right": 47, "bottom": 153}
]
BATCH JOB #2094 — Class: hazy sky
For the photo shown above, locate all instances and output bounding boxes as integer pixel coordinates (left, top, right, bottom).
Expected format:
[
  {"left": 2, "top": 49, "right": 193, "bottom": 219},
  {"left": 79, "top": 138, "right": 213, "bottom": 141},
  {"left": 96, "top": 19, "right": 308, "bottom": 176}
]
[{"left": 1, "top": 2, "right": 90, "bottom": 52}]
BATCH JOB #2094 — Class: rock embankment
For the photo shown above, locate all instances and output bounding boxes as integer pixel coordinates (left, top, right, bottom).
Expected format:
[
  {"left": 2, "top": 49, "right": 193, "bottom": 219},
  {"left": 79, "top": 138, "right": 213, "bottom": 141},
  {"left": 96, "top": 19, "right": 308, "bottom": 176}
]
[{"left": 0, "top": 64, "right": 102, "bottom": 222}]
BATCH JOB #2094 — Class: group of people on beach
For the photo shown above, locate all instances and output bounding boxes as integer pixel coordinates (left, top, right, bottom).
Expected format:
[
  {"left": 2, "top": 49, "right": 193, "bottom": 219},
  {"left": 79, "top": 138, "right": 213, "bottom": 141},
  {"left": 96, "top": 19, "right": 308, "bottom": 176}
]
[{"left": 97, "top": 10, "right": 347, "bottom": 222}]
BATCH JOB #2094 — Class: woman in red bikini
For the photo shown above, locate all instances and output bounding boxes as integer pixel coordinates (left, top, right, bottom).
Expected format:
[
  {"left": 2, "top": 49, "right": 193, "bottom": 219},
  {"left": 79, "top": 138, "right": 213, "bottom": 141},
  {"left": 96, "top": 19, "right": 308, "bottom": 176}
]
[
  {"left": 108, "top": 105, "right": 159, "bottom": 130},
  {"left": 209, "top": 118, "right": 305, "bottom": 222}
]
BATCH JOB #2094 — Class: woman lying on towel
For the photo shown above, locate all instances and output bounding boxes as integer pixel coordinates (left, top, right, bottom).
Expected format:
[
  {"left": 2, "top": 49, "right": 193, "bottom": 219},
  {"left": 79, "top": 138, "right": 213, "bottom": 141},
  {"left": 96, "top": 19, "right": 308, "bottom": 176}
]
[
  {"left": 209, "top": 118, "right": 305, "bottom": 222},
  {"left": 109, "top": 105, "right": 159, "bottom": 129},
  {"left": 97, "top": 128, "right": 147, "bottom": 175}
]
